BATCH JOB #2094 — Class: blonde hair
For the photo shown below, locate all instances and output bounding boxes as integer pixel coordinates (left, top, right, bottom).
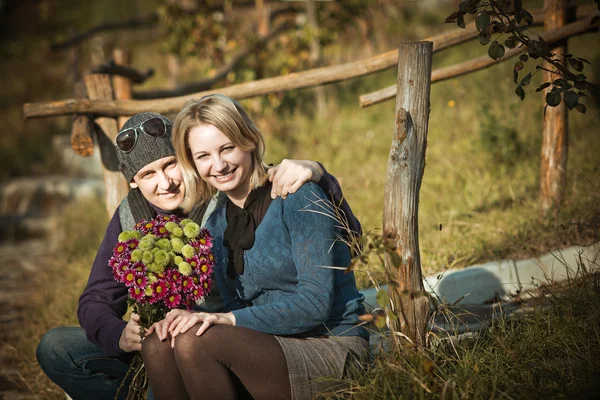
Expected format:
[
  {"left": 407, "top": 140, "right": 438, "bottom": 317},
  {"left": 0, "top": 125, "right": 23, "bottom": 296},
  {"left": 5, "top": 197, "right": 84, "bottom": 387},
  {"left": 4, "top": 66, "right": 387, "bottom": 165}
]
[{"left": 172, "top": 94, "right": 269, "bottom": 205}]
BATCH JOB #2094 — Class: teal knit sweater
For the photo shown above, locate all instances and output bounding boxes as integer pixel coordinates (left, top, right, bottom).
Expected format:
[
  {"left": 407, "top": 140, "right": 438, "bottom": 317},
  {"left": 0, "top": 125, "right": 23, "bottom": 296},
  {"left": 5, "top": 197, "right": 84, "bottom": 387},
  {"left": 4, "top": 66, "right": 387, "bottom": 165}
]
[{"left": 205, "top": 182, "right": 369, "bottom": 340}]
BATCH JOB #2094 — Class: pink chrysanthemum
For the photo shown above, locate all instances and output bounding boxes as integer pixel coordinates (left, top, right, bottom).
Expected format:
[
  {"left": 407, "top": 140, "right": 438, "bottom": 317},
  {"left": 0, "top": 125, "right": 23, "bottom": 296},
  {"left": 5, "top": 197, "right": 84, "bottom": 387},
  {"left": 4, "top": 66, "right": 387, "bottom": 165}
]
[
  {"left": 164, "top": 293, "right": 182, "bottom": 308},
  {"left": 129, "top": 286, "right": 145, "bottom": 302},
  {"left": 125, "top": 238, "right": 139, "bottom": 251},
  {"left": 123, "top": 269, "right": 137, "bottom": 287},
  {"left": 181, "top": 277, "right": 194, "bottom": 293},
  {"left": 113, "top": 242, "right": 131, "bottom": 258},
  {"left": 133, "top": 272, "right": 148, "bottom": 289},
  {"left": 152, "top": 280, "right": 168, "bottom": 300}
]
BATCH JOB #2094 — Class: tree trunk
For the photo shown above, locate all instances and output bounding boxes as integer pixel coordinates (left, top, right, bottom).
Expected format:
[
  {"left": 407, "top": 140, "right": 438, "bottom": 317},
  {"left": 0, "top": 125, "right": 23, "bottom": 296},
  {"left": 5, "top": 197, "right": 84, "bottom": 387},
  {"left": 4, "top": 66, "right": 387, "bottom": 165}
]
[
  {"left": 383, "top": 42, "right": 432, "bottom": 347},
  {"left": 540, "top": 0, "right": 568, "bottom": 213},
  {"left": 84, "top": 74, "right": 129, "bottom": 218}
]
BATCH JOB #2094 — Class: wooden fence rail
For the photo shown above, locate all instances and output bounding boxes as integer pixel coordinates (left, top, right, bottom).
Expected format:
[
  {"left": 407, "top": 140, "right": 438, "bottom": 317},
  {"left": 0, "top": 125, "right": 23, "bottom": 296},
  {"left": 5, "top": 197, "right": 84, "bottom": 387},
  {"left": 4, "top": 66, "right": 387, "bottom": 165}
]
[
  {"left": 359, "top": 15, "right": 598, "bottom": 107},
  {"left": 23, "top": 5, "right": 595, "bottom": 120}
]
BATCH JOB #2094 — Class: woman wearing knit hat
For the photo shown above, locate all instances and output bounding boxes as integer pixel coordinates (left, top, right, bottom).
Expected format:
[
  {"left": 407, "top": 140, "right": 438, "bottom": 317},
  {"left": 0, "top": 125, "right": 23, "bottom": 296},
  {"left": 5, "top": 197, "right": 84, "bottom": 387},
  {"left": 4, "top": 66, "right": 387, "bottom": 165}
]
[{"left": 36, "top": 110, "right": 360, "bottom": 400}]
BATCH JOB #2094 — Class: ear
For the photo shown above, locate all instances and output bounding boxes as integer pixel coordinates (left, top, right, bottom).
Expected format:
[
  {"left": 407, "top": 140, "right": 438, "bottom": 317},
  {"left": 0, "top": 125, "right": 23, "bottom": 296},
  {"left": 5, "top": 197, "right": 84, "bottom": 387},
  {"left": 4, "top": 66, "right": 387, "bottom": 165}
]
[{"left": 129, "top": 181, "right": 138, "bottom": 189}]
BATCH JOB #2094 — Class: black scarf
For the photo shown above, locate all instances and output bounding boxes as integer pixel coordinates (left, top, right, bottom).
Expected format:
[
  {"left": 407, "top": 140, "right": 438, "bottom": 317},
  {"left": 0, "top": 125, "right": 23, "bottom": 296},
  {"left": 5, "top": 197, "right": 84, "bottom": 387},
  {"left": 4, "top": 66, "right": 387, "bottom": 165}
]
[{"left": 223, "top": 183, "right": 273, "bottom": 279}]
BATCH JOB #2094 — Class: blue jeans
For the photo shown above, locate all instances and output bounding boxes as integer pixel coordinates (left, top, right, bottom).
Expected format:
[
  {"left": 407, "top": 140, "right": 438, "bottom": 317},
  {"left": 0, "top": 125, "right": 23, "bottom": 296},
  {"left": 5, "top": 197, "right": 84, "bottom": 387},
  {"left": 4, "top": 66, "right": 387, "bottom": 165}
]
[{"left": 36, "top": 326, "right": 153, "bottom": 400}]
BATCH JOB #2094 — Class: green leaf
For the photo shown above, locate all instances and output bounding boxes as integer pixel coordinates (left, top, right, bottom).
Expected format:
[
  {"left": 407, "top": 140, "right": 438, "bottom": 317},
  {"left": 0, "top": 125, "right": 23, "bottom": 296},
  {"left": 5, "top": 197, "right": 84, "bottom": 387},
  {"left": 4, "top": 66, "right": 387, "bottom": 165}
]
[
  {"left": 457, "top": 14, "right": 466, "bottom": 29},
  {"left": 546, "top": 87, "right": 562, "bottom": 107},
  {"left": 504, "top": 36, "right": 519, "bottom": 49},
  {"left": 515, "top": 84, "right": 525, "bottom": 100},
  {"left": 514, "top": 0, "right": 523, "bottom": 12},
  {"left": 376, "top": 289, "right": 390, "bottom": 308},
  {"left": 575, "top": 103, "right": 587, "bottom": 114},
  {"left": 536, "top": 82, "right": 552, "bottom": 92},
  {"left": 514, "top": 61, "right": 524, "bottom": 71},
  {"left": 515, "top": 10, "right": 523, "bottom": 24},
  {"left": 479, "top": 32, "right": 491, "bottom": 45},
  {"left": 389, "top": 251, "right": 402, "bottom": 268},
  {"left": 445, "top": 12, "right": 459, "bottom": 23},
  {"left": 521, "top": 72, "right": 532, "bottom": 86},
  {"left": 488, "top": 41, "right": 505, "bottom": 60},
  {"left": 519, "top": 54, "right": 529, "bottom": 62},
  {"left": 476, "top": 11, "right": 490, "bottom": 32},
  {"left": 563, "top": 91, "right": 579, "bottom": 110}
]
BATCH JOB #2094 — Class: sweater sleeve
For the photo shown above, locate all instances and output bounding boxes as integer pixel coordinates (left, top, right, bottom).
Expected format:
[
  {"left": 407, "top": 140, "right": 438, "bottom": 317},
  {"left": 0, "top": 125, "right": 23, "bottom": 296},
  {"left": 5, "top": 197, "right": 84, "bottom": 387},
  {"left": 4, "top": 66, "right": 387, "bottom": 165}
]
[
  {"left": 316, "top": 164, "right": 362, "bottom": 237},
  {"left": 77, "top": 208, "right": 129, "bottom": 358},
  {"left": 232, "top": 183, "right": 347, "bottom": 335}
]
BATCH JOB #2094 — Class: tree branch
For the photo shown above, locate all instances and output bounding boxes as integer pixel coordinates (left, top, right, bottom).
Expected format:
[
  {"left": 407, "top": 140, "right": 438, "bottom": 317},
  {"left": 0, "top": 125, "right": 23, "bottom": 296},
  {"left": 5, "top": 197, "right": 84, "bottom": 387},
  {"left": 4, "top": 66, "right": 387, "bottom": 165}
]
[
  {"left": 50, "top": 14, "right": 158, "bottom": 52},
  {"left": 92, "top": 61, "right": 154, "bottom": 84},
  {"left": 133, "top": 20, "right": 296, "bottom": 99}
]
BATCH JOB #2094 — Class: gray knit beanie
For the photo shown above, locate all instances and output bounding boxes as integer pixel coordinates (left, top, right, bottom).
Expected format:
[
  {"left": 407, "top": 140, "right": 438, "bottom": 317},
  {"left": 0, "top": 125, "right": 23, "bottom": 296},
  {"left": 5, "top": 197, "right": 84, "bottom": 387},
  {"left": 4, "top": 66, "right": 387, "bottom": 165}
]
[{"left": 116, "top": 112, "right": 176, "bottom": 182}]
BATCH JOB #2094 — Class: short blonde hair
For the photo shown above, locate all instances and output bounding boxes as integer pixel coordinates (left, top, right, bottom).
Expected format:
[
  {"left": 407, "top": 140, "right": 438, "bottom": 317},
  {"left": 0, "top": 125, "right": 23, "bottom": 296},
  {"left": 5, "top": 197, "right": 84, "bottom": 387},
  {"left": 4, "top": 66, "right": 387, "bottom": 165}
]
[{"left": 172, "top": 94, "right": 269, "bottom": 205}]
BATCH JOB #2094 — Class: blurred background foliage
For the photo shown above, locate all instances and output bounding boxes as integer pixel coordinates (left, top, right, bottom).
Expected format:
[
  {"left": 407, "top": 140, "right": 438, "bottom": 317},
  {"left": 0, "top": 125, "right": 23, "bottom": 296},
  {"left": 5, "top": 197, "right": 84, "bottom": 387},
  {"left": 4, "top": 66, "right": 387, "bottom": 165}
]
[{"left": 1, "top": 0, "right": 599, "bottom": 274}]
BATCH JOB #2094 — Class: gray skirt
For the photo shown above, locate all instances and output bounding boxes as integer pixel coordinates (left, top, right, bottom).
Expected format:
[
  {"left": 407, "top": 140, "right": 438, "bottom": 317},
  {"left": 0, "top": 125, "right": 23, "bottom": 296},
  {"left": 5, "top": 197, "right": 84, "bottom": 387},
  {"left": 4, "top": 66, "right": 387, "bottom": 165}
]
[{"left": 274, "top": 335, "right": 370, "bottom": 400}]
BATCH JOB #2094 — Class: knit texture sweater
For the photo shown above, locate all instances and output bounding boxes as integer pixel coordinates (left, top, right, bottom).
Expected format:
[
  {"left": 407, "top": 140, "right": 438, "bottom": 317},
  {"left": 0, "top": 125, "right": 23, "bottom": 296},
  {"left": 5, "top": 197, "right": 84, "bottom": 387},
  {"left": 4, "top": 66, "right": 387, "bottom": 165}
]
[{"left": 205, "top": 182, "right": 369, "bottom": 340}]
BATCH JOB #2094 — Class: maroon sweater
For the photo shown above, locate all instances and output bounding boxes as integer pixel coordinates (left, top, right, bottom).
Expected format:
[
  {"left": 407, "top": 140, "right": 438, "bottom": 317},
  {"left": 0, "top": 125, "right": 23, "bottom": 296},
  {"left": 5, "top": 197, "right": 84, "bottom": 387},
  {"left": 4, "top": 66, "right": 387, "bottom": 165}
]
[{"left": 77, "top": 171, "right": 361, "bottom": 358}]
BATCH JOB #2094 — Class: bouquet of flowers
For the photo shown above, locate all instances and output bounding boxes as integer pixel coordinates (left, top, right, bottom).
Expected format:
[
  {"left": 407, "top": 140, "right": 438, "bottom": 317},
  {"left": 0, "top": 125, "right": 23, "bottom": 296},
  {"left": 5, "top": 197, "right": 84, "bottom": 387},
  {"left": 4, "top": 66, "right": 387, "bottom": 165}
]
[{"left": 110, "top": 215, "right": 214, "bottom": 399}]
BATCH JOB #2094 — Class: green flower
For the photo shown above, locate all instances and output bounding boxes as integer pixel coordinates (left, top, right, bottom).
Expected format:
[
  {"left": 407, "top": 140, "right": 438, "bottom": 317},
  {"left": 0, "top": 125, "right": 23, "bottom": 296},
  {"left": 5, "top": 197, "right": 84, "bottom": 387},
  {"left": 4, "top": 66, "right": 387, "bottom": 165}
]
[
  {"left": 138, "top": 236, "right": 155, "bottom": 251},
  {"left": 154, "top": 250, "right": 170, "bottom": 268},
  {"left": 142, "top": 251, "right": 154, "bottom": 265},
  {"left": 118, "top": 230, "right": 140, "bottom": 242},
  {"left": 165, "top": 221, "right": 178, "bottom": 232},
  {"left": 180, "top": 218, "right": 192, "bottom": 226},
  {"left": 168, "top": 251, "right": 176, "bottom": 262},
  {"left": 171, "top": 238, "right": 184, "bottom": 252},
  {"left": 171, "top": 227, "right": 184, "bottom": 238},
  {"left": 174, "top": 255, "right": 183, "bottom": 265},
  {"left": 131, "top": 249, "right": 143, "bottom": 262},
  {"left": 183, "top": 222, "right": 200, "bottom": 239},
  {"left": 178, "top": 262, "right": 192, "bottom": 276},
  {"left": 146, "top": 262, "right": 165, "bottom": 274},
  {"left": 157, "top": 238, "right": 172, "bottom": 251},
  {"left": 181, "top": 244, "right": 196, "bottom": 259}
]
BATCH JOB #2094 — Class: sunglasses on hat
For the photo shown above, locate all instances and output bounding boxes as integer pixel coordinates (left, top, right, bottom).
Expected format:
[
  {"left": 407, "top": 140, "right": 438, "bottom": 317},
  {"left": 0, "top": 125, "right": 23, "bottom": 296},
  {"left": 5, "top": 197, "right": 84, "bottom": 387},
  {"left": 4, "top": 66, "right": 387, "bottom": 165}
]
[{"left": 116, "top": 117, "right": 169, "bottom": 153}]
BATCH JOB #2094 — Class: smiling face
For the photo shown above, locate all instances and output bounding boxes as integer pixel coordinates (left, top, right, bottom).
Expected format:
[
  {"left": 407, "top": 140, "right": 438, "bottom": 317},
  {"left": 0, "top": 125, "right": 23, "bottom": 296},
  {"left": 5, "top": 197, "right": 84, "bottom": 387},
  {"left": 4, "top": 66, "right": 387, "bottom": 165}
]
[
  {"left": 129, "top": 155, "right": 188, "bottom": 211},
  {"left": 187, "top": 123, "right": 253, "bottom": 207}
]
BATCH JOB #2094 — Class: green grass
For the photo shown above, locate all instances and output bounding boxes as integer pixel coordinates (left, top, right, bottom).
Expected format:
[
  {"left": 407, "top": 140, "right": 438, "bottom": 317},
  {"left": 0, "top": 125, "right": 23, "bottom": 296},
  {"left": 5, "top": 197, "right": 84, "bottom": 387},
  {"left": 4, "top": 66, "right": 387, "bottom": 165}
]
[{"left": 336, "top": 264, "right": 600, "bottom": 399}]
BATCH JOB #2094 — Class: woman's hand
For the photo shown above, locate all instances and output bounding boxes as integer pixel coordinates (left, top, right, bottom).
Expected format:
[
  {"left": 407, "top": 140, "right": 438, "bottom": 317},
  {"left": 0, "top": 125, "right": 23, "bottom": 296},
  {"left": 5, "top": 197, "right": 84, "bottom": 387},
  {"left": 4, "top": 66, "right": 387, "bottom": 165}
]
[
  {"left": 169, "top": 311, "right": 236, "bottom": 347},
  {"left": 268, "top": 159, "right": 324, "bottom": 199},
  {"left": 149, "top": 309, "right": 194, "bottom": 342}
]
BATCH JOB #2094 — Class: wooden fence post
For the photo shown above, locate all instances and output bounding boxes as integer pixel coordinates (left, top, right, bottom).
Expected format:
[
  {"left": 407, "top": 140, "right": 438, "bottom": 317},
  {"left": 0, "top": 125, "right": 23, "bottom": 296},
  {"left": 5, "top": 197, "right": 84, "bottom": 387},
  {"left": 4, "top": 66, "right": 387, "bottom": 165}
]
[
  {"left": 540, "top": 0, "right": 568, "bottom": 213},
  {"left": 84, "top": 74, "right": 129, "bottom": 218},
  {"left": 112, "top": 49, "right": 133, "bottom": 129},
  {"left": 383, "top": 42, "right": 432, "bottom": 347}
]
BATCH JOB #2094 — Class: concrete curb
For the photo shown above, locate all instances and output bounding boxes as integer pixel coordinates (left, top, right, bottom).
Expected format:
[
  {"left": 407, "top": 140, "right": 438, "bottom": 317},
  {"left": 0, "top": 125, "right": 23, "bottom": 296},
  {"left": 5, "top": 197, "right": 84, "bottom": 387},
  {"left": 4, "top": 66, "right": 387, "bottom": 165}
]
[{"left": 359, "top": 241, "right": 600, "bottom": 310}]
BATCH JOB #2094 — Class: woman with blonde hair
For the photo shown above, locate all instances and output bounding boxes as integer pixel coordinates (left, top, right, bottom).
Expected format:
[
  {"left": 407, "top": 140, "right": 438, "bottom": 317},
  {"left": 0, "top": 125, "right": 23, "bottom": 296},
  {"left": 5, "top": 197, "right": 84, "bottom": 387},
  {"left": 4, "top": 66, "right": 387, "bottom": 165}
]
[{"left": 142, "top": 94, "right": 369, "bottom": 400}]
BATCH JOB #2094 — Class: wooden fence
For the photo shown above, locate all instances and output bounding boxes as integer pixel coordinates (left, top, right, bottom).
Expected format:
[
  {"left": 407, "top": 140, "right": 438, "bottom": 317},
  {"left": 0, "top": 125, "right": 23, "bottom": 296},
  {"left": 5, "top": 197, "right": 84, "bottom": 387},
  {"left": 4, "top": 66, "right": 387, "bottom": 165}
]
[{"left": 21, "top": 3, "right": 599, "bottom": 345}]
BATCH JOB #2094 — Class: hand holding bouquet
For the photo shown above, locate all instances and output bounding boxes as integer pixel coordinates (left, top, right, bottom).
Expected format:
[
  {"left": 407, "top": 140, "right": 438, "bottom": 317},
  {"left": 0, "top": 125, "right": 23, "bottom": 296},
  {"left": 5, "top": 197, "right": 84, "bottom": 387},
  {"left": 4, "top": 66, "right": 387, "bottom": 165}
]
[{"left": 109, "top": 215, "right": 214, "bottom": 399}]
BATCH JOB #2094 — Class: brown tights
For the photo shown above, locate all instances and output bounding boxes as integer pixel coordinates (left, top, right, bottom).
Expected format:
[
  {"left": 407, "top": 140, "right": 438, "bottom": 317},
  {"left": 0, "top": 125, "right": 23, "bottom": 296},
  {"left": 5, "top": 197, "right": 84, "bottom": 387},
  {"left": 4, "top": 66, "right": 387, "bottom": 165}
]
[{"left": 142, "top": 325, "right": 291, "bottom": 400}]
